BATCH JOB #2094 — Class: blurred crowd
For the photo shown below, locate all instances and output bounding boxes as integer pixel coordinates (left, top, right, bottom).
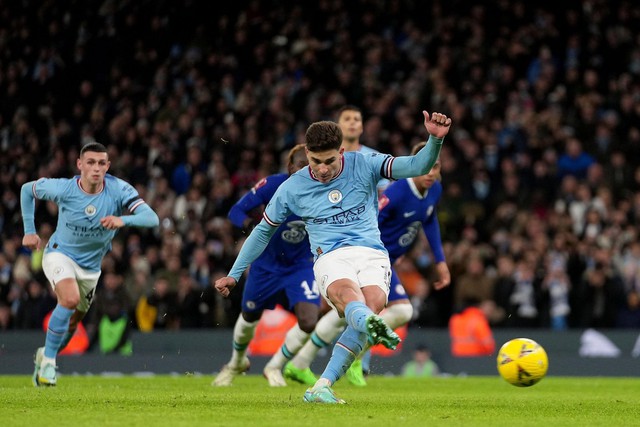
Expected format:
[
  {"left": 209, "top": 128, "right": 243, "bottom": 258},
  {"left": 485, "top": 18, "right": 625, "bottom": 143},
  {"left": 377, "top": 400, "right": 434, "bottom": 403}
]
[{"left": 1, "top": 0, "right": 640, "bottom": 337}]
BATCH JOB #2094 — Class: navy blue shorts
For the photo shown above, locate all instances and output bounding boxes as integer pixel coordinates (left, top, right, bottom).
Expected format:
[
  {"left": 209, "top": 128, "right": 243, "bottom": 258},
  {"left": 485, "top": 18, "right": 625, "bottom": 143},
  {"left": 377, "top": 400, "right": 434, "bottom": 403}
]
[{"left": 242, "top": 264, "right": 320, "bottom": 313}]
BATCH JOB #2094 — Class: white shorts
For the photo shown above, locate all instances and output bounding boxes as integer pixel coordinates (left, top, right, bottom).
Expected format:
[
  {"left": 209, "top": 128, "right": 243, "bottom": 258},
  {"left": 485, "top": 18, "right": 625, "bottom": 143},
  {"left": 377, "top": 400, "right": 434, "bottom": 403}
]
[
  {"left": 313, "top": 246, "right": 391, "bottom": 311},
  {"left": 42, "top": 252, "right": 101, "bottom": 312}
]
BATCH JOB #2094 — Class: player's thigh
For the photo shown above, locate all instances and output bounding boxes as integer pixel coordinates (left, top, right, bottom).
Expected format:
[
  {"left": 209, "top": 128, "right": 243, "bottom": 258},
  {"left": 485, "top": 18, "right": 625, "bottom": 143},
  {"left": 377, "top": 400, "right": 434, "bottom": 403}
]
[
  {"left": 313, "top": 247, "right": 361, "bottom": 301},
  {"left": 356, "top": 248, "right": 392, "bottom": 298},
  {"left": 241, "top": 270, "right": 285, "bottom": 312},
  {"left": 42, "top": 252, "right": 100, "bottom": 311},
  {"left": 283, "top": 267, "right": 320, "bottom": 310}
]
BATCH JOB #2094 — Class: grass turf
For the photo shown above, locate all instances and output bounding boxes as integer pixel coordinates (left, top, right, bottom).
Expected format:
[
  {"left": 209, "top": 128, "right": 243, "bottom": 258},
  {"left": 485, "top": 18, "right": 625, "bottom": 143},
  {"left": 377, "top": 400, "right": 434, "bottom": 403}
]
[{"left": 1, "top": 375, "right": 638, "bottom": 427}]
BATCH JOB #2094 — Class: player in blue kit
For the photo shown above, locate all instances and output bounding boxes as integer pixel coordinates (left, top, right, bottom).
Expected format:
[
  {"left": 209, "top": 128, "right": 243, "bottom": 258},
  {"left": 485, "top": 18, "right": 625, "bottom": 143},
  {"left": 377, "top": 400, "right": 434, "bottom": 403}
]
[
  {"left": 212, "top": 144, "right": 321, "bottom": 387},
  {"left": 21, "top": 142, "right": 159, "bottom": 387},
  {"left": 216, "top": 110, "right": 451, "bottom": 403},
  {"left": 285, "top": 142, "right": 451, "bottom": 387}
]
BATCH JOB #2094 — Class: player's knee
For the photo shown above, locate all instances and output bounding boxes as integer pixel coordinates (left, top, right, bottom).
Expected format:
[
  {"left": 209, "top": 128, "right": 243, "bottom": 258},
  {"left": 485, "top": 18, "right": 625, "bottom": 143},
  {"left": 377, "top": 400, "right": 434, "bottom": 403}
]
[
  {"left": 59, "top": 295, "right": 81, "bottom": 309},
  {"left": 241, "top": 311, "right": 262, "bottom": 323},
  {"left": 362, "top": 286, "right": 388, "bottom": 314},
  {"left": 297, "top": 315, "right": 317, "bottom": 333}
]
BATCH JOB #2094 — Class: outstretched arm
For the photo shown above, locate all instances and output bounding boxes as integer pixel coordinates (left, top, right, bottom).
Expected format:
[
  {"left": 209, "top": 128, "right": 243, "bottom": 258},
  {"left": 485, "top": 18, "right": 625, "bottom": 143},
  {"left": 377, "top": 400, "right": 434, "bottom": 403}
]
[
  {"left": 387, "top": 111, "right": 452, "bottom": 179},
  {"left": 215, "top": 220, "right": 278, "bottom": 297}
]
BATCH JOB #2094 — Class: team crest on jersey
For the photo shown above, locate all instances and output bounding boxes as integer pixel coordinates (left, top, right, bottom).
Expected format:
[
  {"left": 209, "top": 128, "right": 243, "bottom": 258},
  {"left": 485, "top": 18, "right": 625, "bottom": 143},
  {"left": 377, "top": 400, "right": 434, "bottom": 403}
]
[
  {"left": 378, "top": 194, "right": 389, "bottom": 210},
  {"left": 282, "top": 220, "right": 307, "bottom": 244},
  {"left": 251, "top": 177, "right": 268, "bottom": 194},
  {"left": 85, "top": 205, "right": 97, "bottom": 216},
  {"left": 328, "top": 189, "right": 343, "bottom": 204},
  {"left": 426, "top": 206, "right": 434, "bottom": 217}
]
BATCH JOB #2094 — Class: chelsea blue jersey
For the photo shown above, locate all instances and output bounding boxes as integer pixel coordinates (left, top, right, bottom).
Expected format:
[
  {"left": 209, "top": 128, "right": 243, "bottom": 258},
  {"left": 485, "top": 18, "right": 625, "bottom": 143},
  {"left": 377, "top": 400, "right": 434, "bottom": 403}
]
[
  {"left": 31, "top": 174, "right": 147, "bottom": 271},
  {"left": 378, "top": 178, "right": 445, "bottom": 264},
  {"left": 228, "top": 173, "right": 312, "bottom": 270}
]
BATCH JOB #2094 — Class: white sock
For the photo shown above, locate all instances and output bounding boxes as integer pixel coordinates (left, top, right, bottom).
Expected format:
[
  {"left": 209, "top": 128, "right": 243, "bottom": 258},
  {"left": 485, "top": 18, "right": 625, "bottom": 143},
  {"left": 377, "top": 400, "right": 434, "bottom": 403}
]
[
  {"left": 41, "top": 356, "right": 56, "bottom": 368},
  {"left": 265, "top": 323, "right": 310, "bottom": 369},
  {"left": 380, "top": 303, "right": 413, "bottom": 329},
  {"left": 290, "top": 309, "right": 346, "bottom": 370},
  {"left": 312, "top": 377, "right": 332, "bottom": 390},
  {"left": 229, "top": 315, "right": 259, "bottom": 366}
]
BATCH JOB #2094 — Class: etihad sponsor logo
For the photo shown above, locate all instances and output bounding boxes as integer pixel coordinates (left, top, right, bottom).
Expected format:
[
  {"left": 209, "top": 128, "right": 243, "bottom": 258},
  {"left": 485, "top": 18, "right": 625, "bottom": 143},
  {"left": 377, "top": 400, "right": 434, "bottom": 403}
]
[{"left": 313, "top": 205, "right": 365, "bottom": 225}]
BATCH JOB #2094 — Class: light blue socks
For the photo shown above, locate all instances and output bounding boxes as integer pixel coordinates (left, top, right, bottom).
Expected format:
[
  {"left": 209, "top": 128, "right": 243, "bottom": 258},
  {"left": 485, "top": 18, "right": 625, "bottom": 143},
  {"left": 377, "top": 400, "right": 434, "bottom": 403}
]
[{"left": 44, "top": 305, "right": 74, "bottom": 358}]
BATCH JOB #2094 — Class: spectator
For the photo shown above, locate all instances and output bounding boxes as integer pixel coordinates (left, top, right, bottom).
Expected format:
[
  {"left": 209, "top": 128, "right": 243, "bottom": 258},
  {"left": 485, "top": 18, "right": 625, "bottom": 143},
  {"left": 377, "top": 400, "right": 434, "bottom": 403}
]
[
  {"left": 87, "top": 272, "right": 132, "bottom": 355},
  {"left": 557, "top": 138, "right": 596, "bottom": 181},
  {"left": 449, "top": 298, "right": 496, "bottom": 357},
  {"left": 2, "top": 0, "right": 640, "bottom": 334},
  {"left": 401, "top": 343, "right": 440, "bottom": 378},
  {"left": 136, "top": 277, "right": 179, "bottom": 331}
]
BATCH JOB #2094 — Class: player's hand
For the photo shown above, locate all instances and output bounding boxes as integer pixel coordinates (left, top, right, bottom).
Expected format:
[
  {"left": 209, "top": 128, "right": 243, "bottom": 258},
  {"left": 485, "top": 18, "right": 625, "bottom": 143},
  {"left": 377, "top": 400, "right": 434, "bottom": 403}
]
[
  {"left": 432, "top": 261, "right": 451, "bottom": 290},
  {"left": 423, "top": 111, "right": 452, "bottom": 139},
  {"left": 22, "top": 234, "right": 41, "bottom": 251},
  {"left": 215, "top": 276, "right": 237, "bottom": 298},
  {"left": 100, "top": 216, "right": 125, "bottom": 230}
]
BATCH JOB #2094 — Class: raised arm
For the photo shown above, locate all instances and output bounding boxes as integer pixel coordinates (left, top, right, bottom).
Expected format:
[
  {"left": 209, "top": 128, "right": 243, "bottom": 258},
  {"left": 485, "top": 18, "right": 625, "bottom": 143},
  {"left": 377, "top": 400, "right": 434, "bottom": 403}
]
[{"left": 387, "top": 111, "right": 452, "bottom": 179}]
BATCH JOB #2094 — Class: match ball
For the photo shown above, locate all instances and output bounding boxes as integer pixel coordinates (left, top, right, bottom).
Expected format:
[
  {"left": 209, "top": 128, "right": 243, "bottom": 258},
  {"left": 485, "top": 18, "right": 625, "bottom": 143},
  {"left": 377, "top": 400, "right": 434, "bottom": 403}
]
[{"left": 497, "top": 338, "right": 548, "bottom": 387}]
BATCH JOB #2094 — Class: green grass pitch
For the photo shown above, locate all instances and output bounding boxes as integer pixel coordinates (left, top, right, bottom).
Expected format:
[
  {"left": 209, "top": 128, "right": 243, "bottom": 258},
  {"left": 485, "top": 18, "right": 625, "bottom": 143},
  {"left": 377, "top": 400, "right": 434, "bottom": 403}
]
[{"left": 1, "top": 375, "right": 638, "bottom": 427}]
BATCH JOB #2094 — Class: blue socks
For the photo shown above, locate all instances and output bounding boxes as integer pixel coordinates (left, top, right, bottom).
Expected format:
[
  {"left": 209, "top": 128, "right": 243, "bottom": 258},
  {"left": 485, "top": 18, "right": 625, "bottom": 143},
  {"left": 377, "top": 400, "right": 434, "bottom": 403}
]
[
  {"left": 344, "top": 301, "right": 374, "bottom": 333},
  {"left": 320, "top": 326, "right": 367, "bottom": 384},
  {"left": 44, "top": 305, "right": 74, "bottom": 358}
]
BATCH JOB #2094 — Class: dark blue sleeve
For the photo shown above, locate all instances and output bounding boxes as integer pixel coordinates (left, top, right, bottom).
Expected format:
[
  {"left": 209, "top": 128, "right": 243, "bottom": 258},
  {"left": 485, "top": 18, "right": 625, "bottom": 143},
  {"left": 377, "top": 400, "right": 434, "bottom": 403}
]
[
  {"left": 228, "top": 176, "right": 280, "bottom": 228},
  {"left": 423, "top": 209, "right": 445, "bottom": 263},
  {"left": 423, "top": 184, "right": 445, "bottom": 263}
]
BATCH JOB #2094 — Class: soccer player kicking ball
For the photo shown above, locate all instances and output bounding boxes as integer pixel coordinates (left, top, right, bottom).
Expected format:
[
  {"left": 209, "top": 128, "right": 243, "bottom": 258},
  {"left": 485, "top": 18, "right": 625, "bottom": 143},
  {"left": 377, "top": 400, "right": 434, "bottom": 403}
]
[
  {"left": 215, "top": 110, "right": 451, "bottom": 404},
  {"left": 285, "top": 143, "right": 451, "bottom": 387},
  {"left": 21, "top": 142, "right": 159, "bottom": 387}
]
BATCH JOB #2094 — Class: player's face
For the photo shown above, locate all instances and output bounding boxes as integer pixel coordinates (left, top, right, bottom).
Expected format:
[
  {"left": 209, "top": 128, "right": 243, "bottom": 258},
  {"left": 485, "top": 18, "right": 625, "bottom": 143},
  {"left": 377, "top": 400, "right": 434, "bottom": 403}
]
[
  {"left": 78, "top": 151, "right": 110, "bottom": 185},
  {"left": 414, "top": 160, "right": 441, "bottom": 190},
  {"left": 338, "top": 110, "right": 363, "bottom": 144},
  {"left": 306, "top": 148, "right": 343, "bottom": 184}
]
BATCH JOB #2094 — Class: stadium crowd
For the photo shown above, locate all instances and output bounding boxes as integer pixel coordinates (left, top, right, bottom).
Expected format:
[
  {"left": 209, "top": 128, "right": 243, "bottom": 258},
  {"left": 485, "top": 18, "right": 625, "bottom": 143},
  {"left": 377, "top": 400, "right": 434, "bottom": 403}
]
[{"left": 1, "top": 0, "right": 640, "bottom": 339}]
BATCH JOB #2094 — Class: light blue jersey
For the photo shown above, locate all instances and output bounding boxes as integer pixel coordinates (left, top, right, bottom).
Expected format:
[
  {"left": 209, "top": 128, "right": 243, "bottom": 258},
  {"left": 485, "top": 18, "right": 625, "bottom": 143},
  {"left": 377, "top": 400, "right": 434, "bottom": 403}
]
[
  {"left": 227, "top": 135, "right": 443, "bottom": 281},
  {"left": 22, "top": 174, "right": 152, "bottom": 272},
  {"left": 265, "top": 151, "right": 387, "bottom": 258},
  {"left": 358, "top": 144, "right": 390, "bottom": 191}
]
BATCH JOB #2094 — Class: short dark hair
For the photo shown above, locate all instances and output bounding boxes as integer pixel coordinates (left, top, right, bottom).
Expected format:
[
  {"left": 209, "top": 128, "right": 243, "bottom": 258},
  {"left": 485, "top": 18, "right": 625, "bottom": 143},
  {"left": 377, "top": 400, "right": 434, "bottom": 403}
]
[
  {"left": 305, "top": 121, "right": 342, "bottom": 152},
  {"left": 336, "top": 104, "right": 362, "bottom": 120},
  {"left": 80, "top": 142, "right": 108, "bottom": 156}
]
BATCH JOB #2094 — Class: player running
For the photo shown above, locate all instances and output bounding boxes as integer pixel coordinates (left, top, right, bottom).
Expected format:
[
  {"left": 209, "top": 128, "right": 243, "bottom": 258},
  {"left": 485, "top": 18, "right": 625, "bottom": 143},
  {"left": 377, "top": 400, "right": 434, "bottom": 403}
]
[{"left": 21, "top": 142, "right": 159, "bottom": 387}]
